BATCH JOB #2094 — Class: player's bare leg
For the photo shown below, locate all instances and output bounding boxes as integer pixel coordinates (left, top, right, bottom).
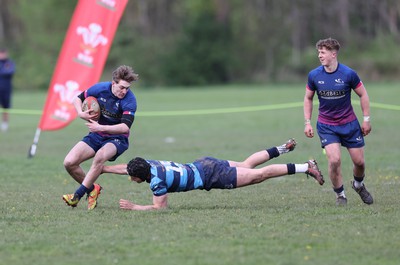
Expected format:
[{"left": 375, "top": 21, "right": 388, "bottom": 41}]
[
  {"left": 324, "top": 143, "right": 348, "bottom": 205},
  {"left": 1, "top": 112, "right": 9, "bottom": 131},
  {"left": 235, "top": 159, "right": 323, "bottom": 187},
  {"left": 236, "top": 165, "right": 288, "bottom": 187},
  {"left": 348, "top": 147, "right": 365, "bottom": 177},
  {"left": 324, "top": 143, "right": 343, "bottom": 188},
  {"left": 82, "top": 143, "right": 117, "bottom": 209},
  {"left": 348, "top": 147, "right": 373, "bottom": 204},
  {"left": 64, "top": 141, "right": 95, "bottom": 183},
  {"left": 82, "top": 143, "right": 117, "bottom": 188},
  {"left": 229, "top": 138, "right": 296, "bottom": 168}
]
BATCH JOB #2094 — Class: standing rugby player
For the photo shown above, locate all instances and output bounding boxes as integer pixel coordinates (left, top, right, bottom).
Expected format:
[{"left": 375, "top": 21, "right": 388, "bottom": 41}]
[{"left": 303, "top": 38, "right": 373, "bottom": 206}]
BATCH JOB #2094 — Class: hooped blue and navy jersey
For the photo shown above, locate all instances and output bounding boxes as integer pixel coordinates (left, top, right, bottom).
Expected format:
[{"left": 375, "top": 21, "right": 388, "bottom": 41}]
[
  {"left": 307, "top": 63, "right": 362, "bottom": 125},
  {"left": 84, "top": 81, "right": 137, "bottom": 137},
  {"left": 147, "top": 160, "right": 205, "bottom": 196}
]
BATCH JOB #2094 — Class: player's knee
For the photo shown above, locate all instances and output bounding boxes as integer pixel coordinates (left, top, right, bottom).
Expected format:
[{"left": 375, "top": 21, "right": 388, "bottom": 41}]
[
  {"left": 329, "top": 157, "right": 341, "bottom": 169},
  {"left": 353, "top": 159, "right": 365, "bottom": 168},
  {"left": 63, "top": 158, "right": 75, "bottom": 170},
  {"left": 236, "top": 161, "right": 252, "bottom": 168},
  {"left": 253, "top": 169, "right": 267, "bottom": 183}
]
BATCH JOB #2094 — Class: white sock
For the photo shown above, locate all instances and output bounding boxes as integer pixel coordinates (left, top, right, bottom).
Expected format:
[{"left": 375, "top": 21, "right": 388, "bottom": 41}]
[
  {"left": 1, "top": 122, "right": 8, "bottom": 132},
  {"left": 294, "top": 163, "right": 309, "bottom": 173},
  {"left": 353, "top": 180, "right": 363, "bottom": 189},
  {"left": 336, "top": 191, "right": 346, "bottom": 198}
]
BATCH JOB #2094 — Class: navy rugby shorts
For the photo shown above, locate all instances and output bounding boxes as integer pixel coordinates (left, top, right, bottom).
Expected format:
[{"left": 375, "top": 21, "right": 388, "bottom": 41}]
[
  {"left": 317, "top": 119, "right": 365, "bottom": 149},
  {"left": 82, "top": 132, "right": 129, "bottom": 161},
  {"left": 194, "top": 156, "right": 237, "bottom": 190},
  {"left": 0, "top": 88, "right": 11, "bottom": 108}
]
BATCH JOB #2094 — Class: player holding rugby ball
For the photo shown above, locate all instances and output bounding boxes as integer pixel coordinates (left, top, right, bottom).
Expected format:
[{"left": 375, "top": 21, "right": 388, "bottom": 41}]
[{"left": 62, "top": 65, "right": 139, "bottom": 210}]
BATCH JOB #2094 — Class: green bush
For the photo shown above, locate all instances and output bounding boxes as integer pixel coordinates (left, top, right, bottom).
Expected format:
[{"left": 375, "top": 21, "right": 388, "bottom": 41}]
[{"left": 161, "top": 10, "right": 232, "bottom": 86}]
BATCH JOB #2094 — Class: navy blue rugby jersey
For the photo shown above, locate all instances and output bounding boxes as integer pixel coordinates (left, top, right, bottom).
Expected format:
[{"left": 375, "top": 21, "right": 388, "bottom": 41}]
[
  {"left": 0, "top": 58, "right": 15, "bottom": 90},
  {"left": 84, "top": 81, "right": 137, "bottom": 137},
  {"left": 147, "top": 160, "right": 205, "bottom": 196},
  {"left": 306, "top": 63, "right": 361, "bottom": 125}
]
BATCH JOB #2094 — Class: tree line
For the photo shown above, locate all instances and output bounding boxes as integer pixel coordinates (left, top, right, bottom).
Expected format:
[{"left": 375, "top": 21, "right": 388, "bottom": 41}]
[{"left": 1, "top": 0, "right": 399, "bottom": 90}]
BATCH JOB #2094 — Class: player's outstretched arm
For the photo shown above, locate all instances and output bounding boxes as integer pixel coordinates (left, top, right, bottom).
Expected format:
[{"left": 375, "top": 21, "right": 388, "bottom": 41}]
[
  {"left": 102, "top": 164, "right": 128, "bottom": 175},
  {"left": 119, "top": 194, "right": 168, "bottom": 211}
]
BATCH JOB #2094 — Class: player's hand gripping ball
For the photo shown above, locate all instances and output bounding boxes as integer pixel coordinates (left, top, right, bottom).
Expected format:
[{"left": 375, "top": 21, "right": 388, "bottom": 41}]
[{"left": 82, "top": 96, "right": 100, "bottom": 121}]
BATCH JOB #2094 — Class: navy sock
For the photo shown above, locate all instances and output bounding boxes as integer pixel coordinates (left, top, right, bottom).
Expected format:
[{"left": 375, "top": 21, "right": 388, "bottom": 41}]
[
  {"left": 354, "top": 175, "right": 364, "bottom": 182},
  {"left": 286, "top": 163, "right": 295, "bottom": 175},
  {"left": 266, "top": 147, "right": 280, "bottom": 159},
  {"left": 86, "top": 184, "right": 95, "bottom": 195},
  {"left": 75, "top": 184, "right": 91, "bottom": 200},
  {"left": 333, "top": 185, "right": 344, "bottom": 194}
]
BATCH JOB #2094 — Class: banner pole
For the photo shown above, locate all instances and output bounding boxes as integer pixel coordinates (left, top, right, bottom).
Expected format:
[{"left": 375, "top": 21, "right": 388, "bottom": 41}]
[{"left": 28, "top": 128, "right": 42, "bottom": 158}]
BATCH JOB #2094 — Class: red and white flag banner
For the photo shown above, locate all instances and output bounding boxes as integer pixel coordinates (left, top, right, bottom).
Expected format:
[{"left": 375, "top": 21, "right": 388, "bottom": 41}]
[{"left": 38, "top": 0, "right": 128, "bottom": 131}]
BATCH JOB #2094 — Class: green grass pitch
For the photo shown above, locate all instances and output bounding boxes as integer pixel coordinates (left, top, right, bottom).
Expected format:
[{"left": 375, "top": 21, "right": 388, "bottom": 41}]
[{"left": 1, "top": 83, "right": 399, "bottom": 265}]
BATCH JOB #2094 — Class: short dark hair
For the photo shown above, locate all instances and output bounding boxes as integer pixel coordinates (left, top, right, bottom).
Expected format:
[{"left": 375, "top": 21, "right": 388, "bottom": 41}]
[
  {"left": 316, "top": 38, "right": 340, "bottom": 52},
  {"left": 112, "top": 65, "right": 139, "bottom": 83},
  {"left": 127, "top": 157, "right": 151, "bottom": 183}
]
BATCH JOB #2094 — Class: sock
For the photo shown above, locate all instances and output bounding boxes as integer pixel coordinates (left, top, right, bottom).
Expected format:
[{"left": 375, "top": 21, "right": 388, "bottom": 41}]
[
  {"left": 353, "top": 175, "right": 364, "bottom": 188},
  {"left": 1, "top": 122, "right": 8, "bottom": 132},
  {"left": 287, "top": 163, "right": 296, "bottom": 175},
  {"left": 334, "top": 185, "right": 346, "bottom": 198},
  {"left": 86, "top": 184, "right": 95, "bottom": 195},
  {"left": 75, "top": 184, "right": 91, "bottom": 200},
  {"left": 266, "top": 147, "right": 280, "bottom": 159},
  {"left": 294, "top": 163, "right": 309, "bottom": 173}
]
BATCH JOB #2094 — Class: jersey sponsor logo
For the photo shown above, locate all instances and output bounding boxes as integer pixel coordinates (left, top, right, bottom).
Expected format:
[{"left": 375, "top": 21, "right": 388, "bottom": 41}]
[
  {"left": 98, "top": 98, "right": 123, "bottom": 119},
  {"left": 102, "top": 109, "right": 122, "bottom": 119},
  {"left": 318, "top": 90, "right": 346, "bottom": 99},
  {"left": 318, "top": 80, "right": 325, "bottom": 84}
]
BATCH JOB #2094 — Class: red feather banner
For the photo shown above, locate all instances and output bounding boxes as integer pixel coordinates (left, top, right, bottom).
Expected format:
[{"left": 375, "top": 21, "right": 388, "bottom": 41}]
[{"left": 29, "top": 0, "right": 128, "bottom": 157}]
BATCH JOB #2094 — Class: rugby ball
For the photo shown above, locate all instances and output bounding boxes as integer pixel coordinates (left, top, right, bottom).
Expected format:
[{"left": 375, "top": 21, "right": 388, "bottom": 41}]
[{"left": 82, "top": 96, "right": 100, "bottom": 120}]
